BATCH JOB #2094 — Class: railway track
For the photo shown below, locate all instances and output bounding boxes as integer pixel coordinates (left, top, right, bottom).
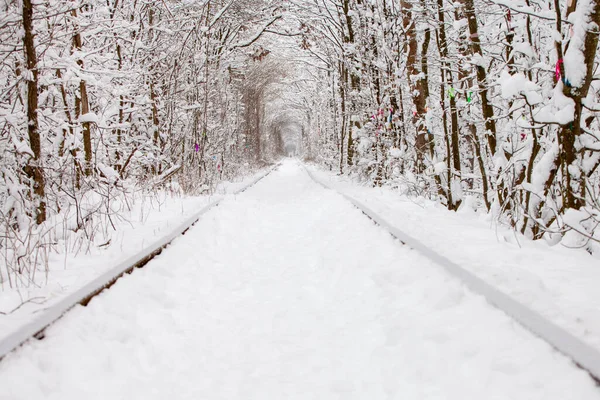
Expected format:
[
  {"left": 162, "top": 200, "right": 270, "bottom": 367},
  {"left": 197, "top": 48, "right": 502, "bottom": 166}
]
[
  {"left": 2, "top": 161, "right": 599, "bottom": 389},
  {"left": 304, "top": 166, "right": 600, "bottom": 384},
  {"left": 0, "top": 164, "right": 279, "bottom": 361}
]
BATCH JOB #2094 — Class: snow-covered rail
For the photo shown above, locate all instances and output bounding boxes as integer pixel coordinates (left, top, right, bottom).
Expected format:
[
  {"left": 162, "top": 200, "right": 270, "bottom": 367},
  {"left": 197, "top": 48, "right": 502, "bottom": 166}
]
[
  {"left": 0, "top": 165, "right": 279, "bottom": 362},
  {"left": 304, "top": 167, "right": 600, "bottom": 383}
]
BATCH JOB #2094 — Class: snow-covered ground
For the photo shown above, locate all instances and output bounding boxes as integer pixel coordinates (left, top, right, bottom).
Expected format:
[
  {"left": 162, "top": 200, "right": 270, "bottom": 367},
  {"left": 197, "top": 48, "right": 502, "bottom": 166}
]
[
  {"left": 307, "top": 164, "right": 600, "bottom": 352},
  {"left": 1, "top": 160, "right": 598, "bottom": 399},
  {"left": 0, "top": 170, "right": 270, "bottom": 342}
]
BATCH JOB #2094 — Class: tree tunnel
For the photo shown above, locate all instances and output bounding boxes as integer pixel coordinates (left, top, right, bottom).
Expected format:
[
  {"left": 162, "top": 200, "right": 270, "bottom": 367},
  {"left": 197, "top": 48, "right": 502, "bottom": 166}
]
[
  {"left": 269, "top": 117, "right": 304, "bottom": 157},
  {"left": 240, "top": 56, "right": 314, "bottom": 162}
]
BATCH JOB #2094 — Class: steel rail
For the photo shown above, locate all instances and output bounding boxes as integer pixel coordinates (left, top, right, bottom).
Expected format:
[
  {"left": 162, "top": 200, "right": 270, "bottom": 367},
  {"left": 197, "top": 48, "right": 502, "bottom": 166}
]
[
  {"left": 0, "top": 164, "right": 279, "bottom": 361},
  {"left": 305, "top": 166, "right": 600, "bottom": 384}
]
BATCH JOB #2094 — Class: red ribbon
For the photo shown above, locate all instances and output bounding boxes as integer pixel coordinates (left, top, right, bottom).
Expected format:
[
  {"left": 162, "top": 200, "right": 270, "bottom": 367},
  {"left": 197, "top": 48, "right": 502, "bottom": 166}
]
[{"left": 555, "top": 59, "right": 563, "bottom": 81}]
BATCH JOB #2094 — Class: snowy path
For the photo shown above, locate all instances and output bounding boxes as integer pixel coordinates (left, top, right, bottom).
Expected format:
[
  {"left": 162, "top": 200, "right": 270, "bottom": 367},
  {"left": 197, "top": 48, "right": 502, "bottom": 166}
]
[{"left": 1, "top": 160, "right": 598, "bottom": 399}]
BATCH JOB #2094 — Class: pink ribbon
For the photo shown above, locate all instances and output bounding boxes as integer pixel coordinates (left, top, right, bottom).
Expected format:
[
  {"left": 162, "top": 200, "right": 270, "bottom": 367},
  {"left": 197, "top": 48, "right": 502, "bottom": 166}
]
[{"left": 555, "top": 59, "right": 563, "bottom": 81}]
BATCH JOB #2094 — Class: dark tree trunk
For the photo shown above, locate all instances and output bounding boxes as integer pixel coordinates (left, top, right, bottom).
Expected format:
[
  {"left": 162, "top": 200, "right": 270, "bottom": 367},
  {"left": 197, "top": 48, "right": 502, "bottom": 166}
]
[
  {"left": 22, "top": 0, "right": 46, "bottom": 224},
  {"left": 460, "top": 0, "right": 497, "bottom": 155},
  {"left": 72, "top": 8, "right": 93, "bottom": 176}
]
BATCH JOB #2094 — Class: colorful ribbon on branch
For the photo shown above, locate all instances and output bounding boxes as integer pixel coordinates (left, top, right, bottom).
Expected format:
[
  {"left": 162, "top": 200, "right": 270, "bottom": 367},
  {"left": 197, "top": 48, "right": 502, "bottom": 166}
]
[{"left": 555, "top": 59, "right": 563, "bottom": 81}]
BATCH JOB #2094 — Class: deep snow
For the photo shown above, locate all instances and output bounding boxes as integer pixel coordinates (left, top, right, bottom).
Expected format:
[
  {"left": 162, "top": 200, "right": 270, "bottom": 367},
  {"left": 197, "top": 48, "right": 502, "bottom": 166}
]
[
  {"left": 0, "top": 171, "right": 268, "bottom": 341},
  {"left": 0, "top": 160, "right": 598, "bottom": 399},
  {"left": 306, "top": 164, "right": 600, "bottom": 352}
]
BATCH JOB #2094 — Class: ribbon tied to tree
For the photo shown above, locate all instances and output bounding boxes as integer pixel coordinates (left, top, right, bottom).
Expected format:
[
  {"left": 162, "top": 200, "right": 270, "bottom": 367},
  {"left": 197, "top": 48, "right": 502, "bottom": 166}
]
[{"left": 555, "top": 59, "right": 563, "bottom": 81}]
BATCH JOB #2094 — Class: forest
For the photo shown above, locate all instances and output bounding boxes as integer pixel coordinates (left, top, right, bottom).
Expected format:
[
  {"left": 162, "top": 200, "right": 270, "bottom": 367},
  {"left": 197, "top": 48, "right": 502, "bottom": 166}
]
[{"left": 1, "top": 0, "right": 599, "bottom": 287}]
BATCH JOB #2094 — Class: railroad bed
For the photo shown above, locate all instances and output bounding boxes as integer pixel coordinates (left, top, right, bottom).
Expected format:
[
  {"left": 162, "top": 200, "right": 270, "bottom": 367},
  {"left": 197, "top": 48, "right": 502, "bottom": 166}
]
[{"left": 1, "top": 160, "right": 599, "bottom": 399}]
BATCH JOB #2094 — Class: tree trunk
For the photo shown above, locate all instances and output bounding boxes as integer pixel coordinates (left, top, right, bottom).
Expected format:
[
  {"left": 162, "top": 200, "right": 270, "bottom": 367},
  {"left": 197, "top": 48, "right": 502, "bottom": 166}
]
[
  {"left": 556, "top": 0, "right": 600, "bottom": 210},
  {"left": 22, "top": 0, "right": 46, "bottom": 224},
  {"left": 460, "top": 0, "right": 497, "bottom": 155},
  {"left": 437, "top": 0, "right": 461, "bottom": 209},
  {"left": 150, "top": 82, "right": 161, "bottom": 174},
  {"left": 56, "top": 68, "right": 81, "bottom": 189},
  {"left": 339, "top": 62, "right": 348, "bottom": 173},
  {"left": 72, "top": 7, "right": 93, "bottom": 176},
  {"left": 403, "top": 0, "right": 429, "bottom": 172}
]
